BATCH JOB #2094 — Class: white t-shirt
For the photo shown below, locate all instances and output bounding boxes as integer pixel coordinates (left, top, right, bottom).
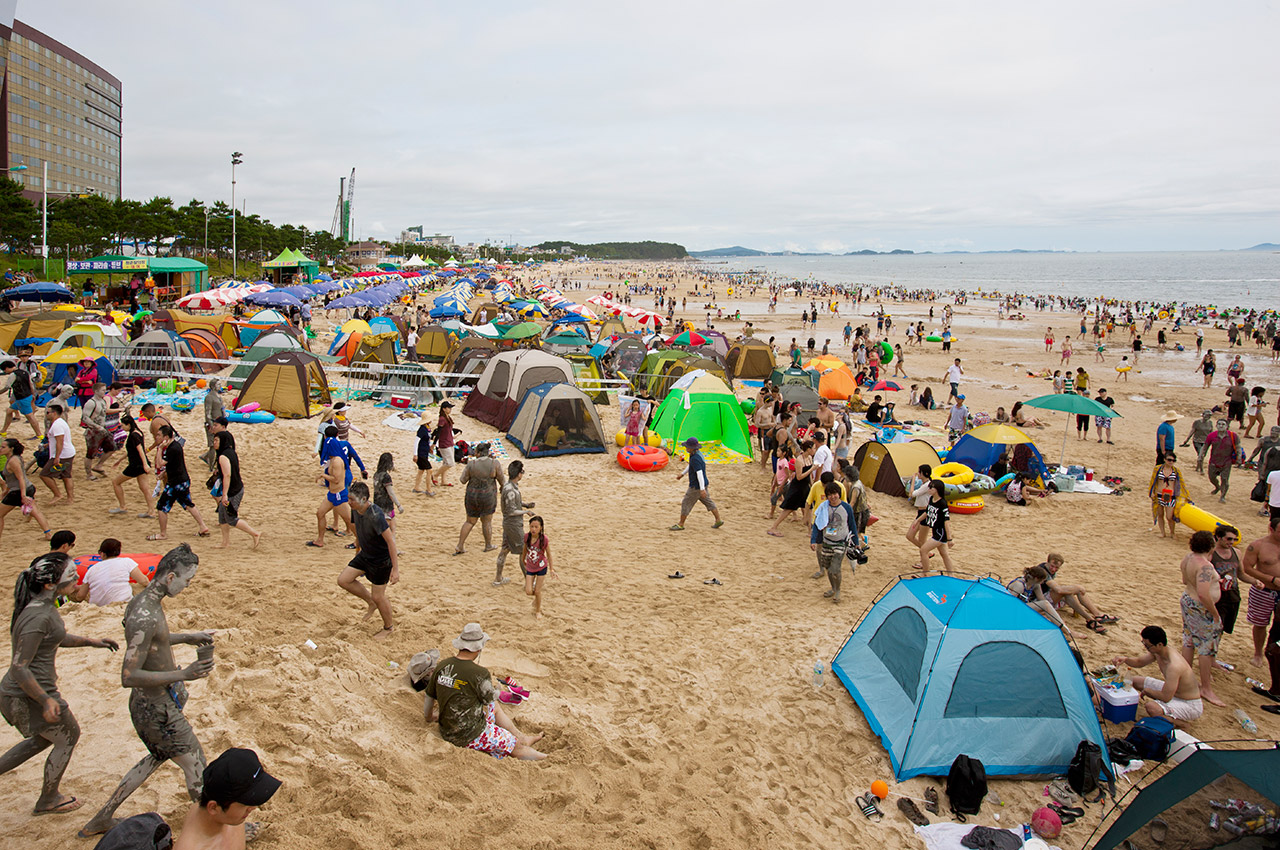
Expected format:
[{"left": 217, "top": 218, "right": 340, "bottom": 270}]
[
  {"left": 1268, "top": 470, "right": 1280, "bottom": 508},
  {"left": 82, "top": 556, "right": 139, "bottom": 606},
  {"left": 813, "top": 445, "right": 834, "bottom": 475},
  {"left": 48, "top": 418, "right": 76, "bottom": 459},
  {"left": 945, "top": 364, "right": 963, "bottom": 384}
]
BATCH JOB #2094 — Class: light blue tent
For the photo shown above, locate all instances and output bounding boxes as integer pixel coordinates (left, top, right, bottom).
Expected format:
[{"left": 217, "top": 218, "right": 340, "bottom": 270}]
[{"left": 831, "top": 575, "right": 1106, "bottom": 780}]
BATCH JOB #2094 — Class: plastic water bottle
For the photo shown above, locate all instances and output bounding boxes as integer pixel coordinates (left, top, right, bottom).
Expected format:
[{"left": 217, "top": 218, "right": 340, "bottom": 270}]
[
  {"left": 812, "top": 661, "right": 824, "bottom": 690},
  {"left": 1234, "top": 709, "right": 1259, "bottom": 734},
  {"left": 1246, "top": 677, "right": 1269, "bottom": 691}
]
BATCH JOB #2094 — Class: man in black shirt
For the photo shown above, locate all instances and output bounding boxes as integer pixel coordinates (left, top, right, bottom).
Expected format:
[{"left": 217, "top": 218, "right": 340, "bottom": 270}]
[
  {"left": 154, "top": 426, "right": 211, "bottom": 540},
  {"left": 338, "top": 482, "right": 399, "bottom": 639},
  {"left": 1, "top": 350, "right": 42, "bottom": 437},
  {"left": 207, "top": 418, "right": 260, "bottom": 550},
  {"left": 865, "top": 395, "right": 885, "bottom": 424}
]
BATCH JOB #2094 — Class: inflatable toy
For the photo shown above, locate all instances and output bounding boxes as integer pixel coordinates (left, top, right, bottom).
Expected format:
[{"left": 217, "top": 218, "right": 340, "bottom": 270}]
[
  {"left": 1116, "top": 365, "right": 1131, "bottom": 373},
  {"left": 1032, "top": 807, "right": 1062, "bottom": 840},
  {"left": 1158, "top": 311, "right": 1169, "bottom": 320},
  {"left": 925, "top": 335, "right": 941, "bottom": 342},
  {"left": 878, "top": 341, "right": 893, "bottom": 364},
  {"left": 942, "top": 473, "right": 998, "bottom": 501},
  {"left": 226, "top": 411, "right": 276, "bottom": 424},
  {"left": 870, "top": 780, "right": 889, "bottom": 800},
  {"left": 949, "top": 496, "right": 985, "bottom": 515},
  {"left": 931, "top": 462, "right": 975, "bottom": 487},
  {"left": 617, "top": 445, "right": 669, "bottom": 472},
  {"left": 236, "top": 402, "right": 261, "bottom": 414},
  {"left": 195, "top": 379, "right": 207, "bottom": 389},
  {"left": 74, "top": 552, "right": 160, "bottom": 585},
  {"left": 992, "top": 472, "right": 1016, "bottom": 491},
  {"left": 740, "top": 398, "right": 756, "bottom": 415},
  {"left": 615, "top": 430, "right": 661, "bottom": 447},
  {"left": 1176, "top": 502, "right": 1232, "bottom": 535},
  {"left": 171, "top": 397, "right": 196, "bottom": 412}
]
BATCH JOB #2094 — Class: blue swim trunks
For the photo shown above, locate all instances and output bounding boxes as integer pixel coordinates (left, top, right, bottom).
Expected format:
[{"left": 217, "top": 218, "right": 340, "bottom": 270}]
[
  {"left": 327, "top": 489, "right": 349, "bottom": 506},
  {"left": 9, "top": 396, "right": 33, "bottom": 415}
]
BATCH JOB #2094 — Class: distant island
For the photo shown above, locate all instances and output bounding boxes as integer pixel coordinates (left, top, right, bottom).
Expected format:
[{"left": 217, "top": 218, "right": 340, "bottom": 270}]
[
  {"left": 689, "top": 246, "right": 1079, "bottom": 258},
  {"left": 1243, "top": 243, "right": 1280, "bottom": 251},
  {"left": 536, "top": 240, "right": 689, "bottom": 260}
]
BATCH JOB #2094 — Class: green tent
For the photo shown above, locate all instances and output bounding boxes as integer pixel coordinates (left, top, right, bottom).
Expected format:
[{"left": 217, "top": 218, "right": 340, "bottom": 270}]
[
  {"left": 636, "top": 349, "right": 696, "bottom": 396},
  {"left": 262, "top": 248, "right": 320, "bottom": 283},
  {"left": 649, "top": 372, "right": 753, "bottom": 459}
]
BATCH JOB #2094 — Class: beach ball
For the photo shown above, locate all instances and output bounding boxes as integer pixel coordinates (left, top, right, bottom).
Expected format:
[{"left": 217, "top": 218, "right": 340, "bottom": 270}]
[
  {"left": 870, "top": 780, "right": 889, "bottom": 800},
  {"left": 1031, "top": 807, "right": 1062, "bottom": 839},
  {"left": 195, "top": 379, "right": 207, "bottom": 389}
]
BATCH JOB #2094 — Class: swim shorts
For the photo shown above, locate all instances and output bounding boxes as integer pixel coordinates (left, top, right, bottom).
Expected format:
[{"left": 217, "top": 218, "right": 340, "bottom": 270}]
[
  {"left": 465, "top": 702, "right": 516, "bottom": 759},
  {"left": 1, "top": 691, "right": 70, "bottom": 740},
  {"left": 681, "top": 486, "right": 717, "bottom": 516},
  {"left": 157, "top": 481, "right": 195, "bottom": 513},
  {"left": 8, "top": 396, "right": 33, "bottom": 415},
  {"left": 349, "top": 552, "right": 392, "bottom": 586},
  {"left": 1247, "top": 585, "right": 1280, "bottom": 627},
  {"left": 1180, "top": 591, "right": 1222, "bottom": 656},
  {"left": 1142, "top": 679, "right": 1205, "bottom": 722},
  {"left": 327, "top": 489, "right": 349, "bottom": 507},
  {"left": 129, "top": 688, "right": 203, "bottom": 761}
]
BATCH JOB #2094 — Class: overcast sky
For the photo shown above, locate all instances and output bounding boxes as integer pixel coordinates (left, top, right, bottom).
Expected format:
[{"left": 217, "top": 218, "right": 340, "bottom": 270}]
[{"left": 20, "top": 1, "right": 1280, "bottom": 252}]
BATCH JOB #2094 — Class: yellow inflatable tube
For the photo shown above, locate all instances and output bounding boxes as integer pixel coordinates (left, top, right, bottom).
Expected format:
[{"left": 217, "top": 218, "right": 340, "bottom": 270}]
[
  {"left": 931, "top": 462, "right": 975, "bottom": 487},
  {"left": 616, "top": 430, "right": 661, "bottom": 447},
  {"left": 1176, "top": 503, "right": 1233, "bottom": 534}
]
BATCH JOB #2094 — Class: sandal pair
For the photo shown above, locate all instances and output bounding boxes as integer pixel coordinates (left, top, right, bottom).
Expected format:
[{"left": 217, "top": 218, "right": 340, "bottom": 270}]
[
  {"left": 856, "top": 794, "right": 883, "bottom": 821},
  {"left": 1050, "top": 803, "right": 1084, "bottom": 824}
]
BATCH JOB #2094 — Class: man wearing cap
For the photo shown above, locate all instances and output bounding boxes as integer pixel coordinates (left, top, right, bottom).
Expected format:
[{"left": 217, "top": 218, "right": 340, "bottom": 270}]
[
  {"left": 1182, "top": 410, "right": 1215, "bottom": 473},
  {"left": 945, "top": 394, "right": 969, "bottom": 443},
  {"left": 1157, "top": 411, "right": 1179, "bottom": 465},
  {"left": 1, "top": 349, "right": 42, "bottom": 437},
  {"left": 1204, "top": 418, "right": 1240, "bottom": 503},
  {"left": 424, "top": 624, "right": 546, "bottom": 761},
  {"left": 671, "top": 437, "right": 724, "bottom": 531},
  {"left": 173, "top": 748, "right": 280, "bottom": 849}
]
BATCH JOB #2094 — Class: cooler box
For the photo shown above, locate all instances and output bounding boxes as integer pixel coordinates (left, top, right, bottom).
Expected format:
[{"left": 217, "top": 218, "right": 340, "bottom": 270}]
[
  {"left": 389, "top": 395, "right": 411, "bottom": 409},
  {"left": 1053, "top": 474, "right": 1078, "bottom": 492},
  {"left": 1096, "top": 683, "right": 1139, "bottom": 723}
]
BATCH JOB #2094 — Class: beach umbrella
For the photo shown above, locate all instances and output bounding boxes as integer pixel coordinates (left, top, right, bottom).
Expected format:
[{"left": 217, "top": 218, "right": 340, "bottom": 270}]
[
  {"left": 869, "top": 380, "right": 903, "bottom": 392},
  {"left": 1020, "top": 393, "right": 1122, "bottom": 466},
  {"left": 5, "top": 281, "right": 74, "bottom": 303},
  {"left": 518, "top": 302, "right": 550, "bottom": 318},
  {"left": 244, "top": 289, "right": 304, "bottom": 310},
  {"left": 43, "top": 346, "right": 106, "bottom": 365},
  {"left": 666, "top": 330, "right": 708, "bottom": 346}
]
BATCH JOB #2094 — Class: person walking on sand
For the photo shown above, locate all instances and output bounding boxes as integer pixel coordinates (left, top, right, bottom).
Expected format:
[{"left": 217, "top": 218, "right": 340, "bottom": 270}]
[
  {"left": 0, "top": 438, "right": 52, "bottom": 545},
  {"left": 672, "top": 437, "right": 724, "bottom": 531},
  {"left": 39, "top": 404, "right": 75, "bottom": 505},
  {"left": 494, "top": 461, "right": 535, "bottom": 587},
  {"left": 909, "top": 480, "right": 956, "bottom": 575},
  {"left": 80, "top": 383, "right": 117, "bottom": 481},
  {"left": 1182, "top": 410, "right": 1215, "bottom": 473},
  {"left": 0, "top": 553, "right": 118, "bottom": 819},
  {"left": 206, "top": 419, "right": 261, "bottom": 550},
  {"left": 1, "top": 353, "right": 42, "bottom": 438},
  {"left": 1241, "top": 518, "right": 1280, "bottom": 668},
  {"left": 337, "top": 482, "right": 399, "bottom": 640},
  {"left": 310, "top": 438, "right": 355, "bottom": 548},
  {"left": 79, "top": 545, "right": 214, "bottom": 838},
  {"left": 522, "top": 515, "right": 555, "bottom": 619},
  {"left": 456, "top": 442, "right": 505, "bottom": 555},
  {"left": 1179, "top": 530, "right": 1226, "bottom": 706},
  {"left": 372, "top": 452, "right": 404, "bottom": 532},
  {"left": 109, "top": 413, "right": 156, "bottom": 519},
  {"left": 412, "top": 410, "right": 435, "bottom": 496},
  {"left": 945, "top": 358, "right": 963, "bottom": 404},
  {"left": 432, "top": 402, "right": 458, "bottom": 489},
  {"left": 1060, "top": 336, "right": 1072, "bottom": 366},
  {"left": 198, "top": 378, "right": 225, "bottom": 471},
  {"left": 152, "top": 425, "right": 212, "bottom": 542},
  {"left": 1149, "top": 452, "right": 1185, "bottom": 538},
  {"left": 423, "top": 623, "right": 547, "bottom": 761},
  {"left": 1156, "top": 410, "right": 1179, "bottom": 465},
  {"left": 1204, "top": 418, "right": 1239, "bottom": 503},
  {"left": 811, "top": 482, "right": 855, "bottom": 603}
]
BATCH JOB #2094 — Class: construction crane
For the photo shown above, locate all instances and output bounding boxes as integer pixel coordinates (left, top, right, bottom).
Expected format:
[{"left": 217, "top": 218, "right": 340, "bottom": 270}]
[{"left": 328, "top": 168, "right": 356, "bottom": 242}]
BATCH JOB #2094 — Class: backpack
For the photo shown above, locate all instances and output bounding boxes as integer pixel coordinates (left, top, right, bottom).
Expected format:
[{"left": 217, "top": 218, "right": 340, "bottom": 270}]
[
  {"left": 92, "top": 813, "right": 172, "bottom": 850},
  {"left": 1125, "top": 715, "right": 1175, "bottom": 761},
  {"left": 1066, "top": 739, "right": 1112, "bottom": 802},
  {"left": 945, "top": 753, "right": 987, "bottom": 821}
]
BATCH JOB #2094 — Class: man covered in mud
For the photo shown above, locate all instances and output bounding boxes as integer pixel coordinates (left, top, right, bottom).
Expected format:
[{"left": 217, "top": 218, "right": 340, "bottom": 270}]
[{"left": 79, "top": 544, "right": 216, "bottom": 838}]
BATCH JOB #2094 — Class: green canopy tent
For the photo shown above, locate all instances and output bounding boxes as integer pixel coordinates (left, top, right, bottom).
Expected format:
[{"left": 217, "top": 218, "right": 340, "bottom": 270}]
[
  {"left": 262, "top": 248, "right": 320, "bottom": 285},
  {"left": 66, "top": 255, "right": 208, "bottom": 300},
  {"left": 649, "top": 371, "right": 753, "bottom": 459},
  {"left": 1021, "top": 392, "right": 1123, "bottom": 466}
]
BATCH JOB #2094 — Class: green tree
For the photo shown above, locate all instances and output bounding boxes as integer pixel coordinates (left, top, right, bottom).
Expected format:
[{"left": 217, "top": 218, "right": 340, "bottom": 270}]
[{"left": 0, "top": 178, "right": 40, "bottom": 253}]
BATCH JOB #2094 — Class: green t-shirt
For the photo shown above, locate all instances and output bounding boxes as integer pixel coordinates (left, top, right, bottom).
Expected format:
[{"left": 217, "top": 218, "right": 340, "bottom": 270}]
[{"left": 427, "top": 656, "right": 496, "bottom": 747}]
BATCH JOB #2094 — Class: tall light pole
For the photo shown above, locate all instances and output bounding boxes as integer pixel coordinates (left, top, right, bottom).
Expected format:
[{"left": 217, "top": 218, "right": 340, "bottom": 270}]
[
  {"left": 41, "top": 162, "right": 48, "bottom": 278},
  {"left": 203, "top": 206, "right": 209, "bottom": 266},
  {"left": 231, "top": 152, "right": 243, "bottom": 278}
]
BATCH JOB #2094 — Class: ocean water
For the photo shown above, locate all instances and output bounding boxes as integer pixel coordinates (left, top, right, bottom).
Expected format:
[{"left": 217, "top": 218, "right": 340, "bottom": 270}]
[{"left": 705, "top": 251, "right": 1279, "bottom": 312}]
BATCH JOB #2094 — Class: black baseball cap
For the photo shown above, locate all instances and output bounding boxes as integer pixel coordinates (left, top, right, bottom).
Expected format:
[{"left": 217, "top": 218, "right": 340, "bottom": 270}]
[{"left": 203, "top": 748, "right": 281, "bottom": 807}]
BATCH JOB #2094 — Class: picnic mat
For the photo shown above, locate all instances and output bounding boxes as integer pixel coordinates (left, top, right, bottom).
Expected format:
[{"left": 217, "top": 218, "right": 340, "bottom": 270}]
[
  {"left": 672, "top": 441, "right": 754, "bottom": 465},
  {"left": 131, "top": 388, "right": 209, "bottom": 409}
]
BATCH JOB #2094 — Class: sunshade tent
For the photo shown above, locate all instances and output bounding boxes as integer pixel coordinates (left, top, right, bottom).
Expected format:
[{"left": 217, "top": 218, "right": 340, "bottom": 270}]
[
  {"left": 726, "top": 339, "right": 776, "bottom": 379},
  {"left": 414, "top": 325, "right": 455, "bottom": 362},
  {"left": 603, "top": 337, "right": 649, "bottom": 378},
  {"left": 698, "top": 328, "right": 731, "bottom": 360},
  {"left": 649, "top": 371, "right": 753, "bottom": 458},
  {"left": 470, "top": 302, "right": 503, "bottom": 326},
  {"left": 119, "top": 329, "right": 198, "bottom": 375},
  {"left": 442, "top": 337, "right": 498, "bottom": 373},
  {"left": 1092, "top": 747, "right": 1280, "bottom": 850},
  {"left": 506, "top": 383, "right": 608, "bottom": 458},
  {"left": 832, "top": 575, "right": 1108, "bottom": 780},
  {"left": 948, "top": 423, "right": 1050, "bottom": 483},
  {"left": 853, "top": 440, "right": 942, "bottom": 497},
  {"left": 151, "top": 310, "right": 240, "bottom": 352},
  {"left": 371, "top": 364, "right": 445, "bottom": 407},
  {"left": 596, "top": 316, "right": 627, "bottom": 341},
  {"left": 806, "top": 355, "right": 847, "bottom": 372},
  {"left": 1022, "top": 392, "right": 1122, "bottom": 465},
  {"left": 51, "top": 322, "right": 126, "bottom": 357},
  {"left": 0, "top": 311, "right": 83, "bottom": 352},
  {"left": 177, "top": 329, "right": 232, "bottom": 373},
  {"left": 563, "top": 353, "right": 610, "bottom": 404},
  {"left": 817, "top": 366, "right": 858, "bottom": 401},
  {"left": 780, "top": 383, "right": 823, "bottom": 422},
  {"left": 232, "top": 351, "right": 331, "bottom": 418},
  {"left": 542, "top": 331, "right": 591, "bottom": 356},
  {"left": 350, "top": 331, "right": 399, "bottom": 367},
  {"left": 656, "top": 356, "right": 731, "bottom": 400},
  {"left": 329, "top": 329, "right": 364, "bottom": 364},
  {"left": 461, "top": 350, "right": 575, "bottom": 429},
  {"left": 48, "top": 355, "right": 115, "bottom": 388}
]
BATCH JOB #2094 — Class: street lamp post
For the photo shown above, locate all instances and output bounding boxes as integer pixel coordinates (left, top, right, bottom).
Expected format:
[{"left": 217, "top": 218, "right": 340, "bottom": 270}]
[
  {"left": 231, "top": 152, "right": 243, "bottom": 278},
  {"left": 41, "top": 162, "right": 47, "bottom": 278},
  {"left": 204, "top": 206, "right": 209, "bottom": 267}
]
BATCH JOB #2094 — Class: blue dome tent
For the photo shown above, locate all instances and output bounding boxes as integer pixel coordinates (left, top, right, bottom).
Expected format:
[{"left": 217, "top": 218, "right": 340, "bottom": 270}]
[
  {"left": 831, "top": 575, "right": 1107, "bottom": 780},
  {"left": 947, "top": 427, "right": 1050, "bottom": 483}
]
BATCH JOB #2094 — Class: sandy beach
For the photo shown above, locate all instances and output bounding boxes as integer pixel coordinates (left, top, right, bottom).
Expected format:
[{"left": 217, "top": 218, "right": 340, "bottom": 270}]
[{"left": 3, "top": 261, "right": 1279, "bottom": 849}]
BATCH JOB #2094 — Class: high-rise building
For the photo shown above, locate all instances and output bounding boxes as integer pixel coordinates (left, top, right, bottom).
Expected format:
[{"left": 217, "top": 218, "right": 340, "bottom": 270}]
[{"left": 1, "top": 6, "right": 123, "bottom": 201}]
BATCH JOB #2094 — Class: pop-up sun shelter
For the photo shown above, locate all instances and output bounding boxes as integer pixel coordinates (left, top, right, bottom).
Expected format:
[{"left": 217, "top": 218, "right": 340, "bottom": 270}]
[
  {"left": 948, "top": 423, "right": 1049, "bottom": 483},
  {"left": 725, "top": 339, "right": 776, "bottom": 379},
  {"left": 854, "top": 440, "right": 943, "bottom": 497},
  {"left": 506, "top": 383, "right": 607, "bottom": 458},
  {"left": 233, "top": 350, "right": 330, "bottom": 418},
  {"left": 832, "top": 575, "right": 1107, "bottom": 780},
  {"left": 649, "top": 371, "right": 753, "bottom": 458}
]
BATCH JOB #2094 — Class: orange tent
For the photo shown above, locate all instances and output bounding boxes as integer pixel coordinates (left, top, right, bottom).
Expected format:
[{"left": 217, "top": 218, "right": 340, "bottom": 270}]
[
  {"left": 179, "top": 329, "right": 231, "bottom": 373},
  {"left": 817, "top": 366, "right": 858, "bottom": 400}
]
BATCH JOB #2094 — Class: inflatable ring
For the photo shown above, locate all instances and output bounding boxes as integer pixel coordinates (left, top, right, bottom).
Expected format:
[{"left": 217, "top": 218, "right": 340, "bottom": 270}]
[
  {"left": 617, "top": 445, "right": 669, "bottom": 472},
  {"left": 932, "top": 462, "right": 975, "bottom": 486},
  {"left": 1159, "top": 311, "right": 1169, "bottom": 320},
  {"left": 879, "top": 341, "right": 894, "bottom": 364},
  {"left": 1116, "top": 365, "right": 1131, "bottom": 373},
  {"left": 949, "top": 496, "right": 985, "bottom": 515},
  {"left": 925, "top": 335, "right": 942, "bottom": 342},
  {"left": 74, "top": 552, "right": 160, "bottom": 585},
  {"left": 171, "top": 397, "right": 196, "bottom": 412},
  {"left": 615, "top": 430, "right": 661, "bottom": 447}
]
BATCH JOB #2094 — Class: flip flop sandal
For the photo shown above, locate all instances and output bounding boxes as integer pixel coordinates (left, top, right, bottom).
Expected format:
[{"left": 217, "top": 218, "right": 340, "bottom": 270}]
[
  {"left": 855, "top": 795, "right": 882, "bottom": 821},
  {"left": 1252, "top": 686, "right": 1280, "bottom": 702},
  {"left": 703, "top": 578, "right": 722, "bottom": 585},
  {"left": 1050, "top": 803, "right": 1083, "bottom": 824},
  {"left": 501, "top": 678, "right": 531, "bottom": 700},
  {"left": 1150, "top": 818, "right": 1168, "bottom": 843},
  {"left": 1086, "top": 620, "right": 1108, "bottom": 635},
  {"left": 924, "top": 786, "right": 940, "bottom": 814},
  {"left": 667, "top": 571, "right": 685, "bottom": 579},
  {"left": 898, "top": 798, "right": 930, "bottom": 826},
  {"left": 1259, "top": 704, "right": 1280, "bottom": 715},
  {"left": 497, "top": 690, "right": 523, "bottom": 705},
  {"left": 1096, "top": 615, "right": 1120, "bottom": 624}
]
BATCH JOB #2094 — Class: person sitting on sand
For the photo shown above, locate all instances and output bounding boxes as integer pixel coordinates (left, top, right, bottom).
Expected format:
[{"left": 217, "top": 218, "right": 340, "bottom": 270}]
[
  {"left": 423, "top": 623, "right": 547, "bottom": 760},
  {"left": 1115, "top": 625, "right": 1204, "bottom": 724},
  {"left": 1005, "top": 472, "right": 1053, "bottom": 505},
  {"left": 1008, "top": 565, "right": 1073, "bottom": 639},
  {"left": 1036, "top": 553, "right": 1117, "bottom": 633},
  {"left": 1010, "top": 401, "right": 1043, "bottom": 428},
  {"left": 69, "top": 538, "right": 150, "bottom": 606},
  {"left": 993, "top": 406, "right": 1010, "bottom": 423},
  {"left": 172, "top": 747, "right": 280, "bottom": 850}
]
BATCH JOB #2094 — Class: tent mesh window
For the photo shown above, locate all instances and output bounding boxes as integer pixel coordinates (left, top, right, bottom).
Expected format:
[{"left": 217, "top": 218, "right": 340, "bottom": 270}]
[
  {"left": 489, "top": 361, "right": 512, "bottom": 397},
  {"left": 868, "top": 607, "right": 928, "bottom": 702},
  {"left": 517, "top": 368, "right": 565, "bottom": 400},
  {"left": 944, "top": 641, "right": 1066, "bottom": 719}
]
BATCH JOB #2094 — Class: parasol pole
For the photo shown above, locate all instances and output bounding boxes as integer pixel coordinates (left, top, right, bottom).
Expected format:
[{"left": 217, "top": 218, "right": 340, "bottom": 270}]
[{"left": 1059, "top": 412, "right": 1070, "bottom": 468}]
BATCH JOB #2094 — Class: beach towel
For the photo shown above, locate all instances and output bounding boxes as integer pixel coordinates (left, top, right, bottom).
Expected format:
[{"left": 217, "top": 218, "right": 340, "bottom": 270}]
[{"left": 672, "top": 441, "right": 752, "bottom": 465}]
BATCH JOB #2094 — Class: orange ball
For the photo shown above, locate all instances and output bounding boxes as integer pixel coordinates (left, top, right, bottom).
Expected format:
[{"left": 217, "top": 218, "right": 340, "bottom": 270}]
[{"left": 871, "top": 780, "right": 889, "bottom": 799}]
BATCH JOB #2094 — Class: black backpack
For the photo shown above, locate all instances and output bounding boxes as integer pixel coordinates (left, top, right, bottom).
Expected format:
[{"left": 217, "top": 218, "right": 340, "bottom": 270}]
[
  {"left": 93, "top": 813, "right": 172, "bottom": 850},
  {"left": 946, "top": 754, "right": 987, "bottom": 821},
  {"left": 1066, "top": 740, "right": 1114, "bottom": 802}
]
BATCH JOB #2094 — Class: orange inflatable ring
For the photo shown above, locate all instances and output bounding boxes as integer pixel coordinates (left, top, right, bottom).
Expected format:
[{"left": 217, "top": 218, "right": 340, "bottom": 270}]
[
  {"left": 948, "top": 497, "right": 985, "bottom": 515},
  {"left": 74, "top": 552, "right": 161, "bottom": 584},
  {"left": 617, "top": 445, "right": 669, "bottom": 472}
]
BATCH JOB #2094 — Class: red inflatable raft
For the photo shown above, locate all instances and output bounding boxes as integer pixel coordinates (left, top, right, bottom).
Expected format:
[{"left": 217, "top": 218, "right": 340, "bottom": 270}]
[
  {"left": 74, "top": 553, "right": 161, "bottom": 584},
  {"left": 617, "top": 445, "right": 670, "bottom": 472}
]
